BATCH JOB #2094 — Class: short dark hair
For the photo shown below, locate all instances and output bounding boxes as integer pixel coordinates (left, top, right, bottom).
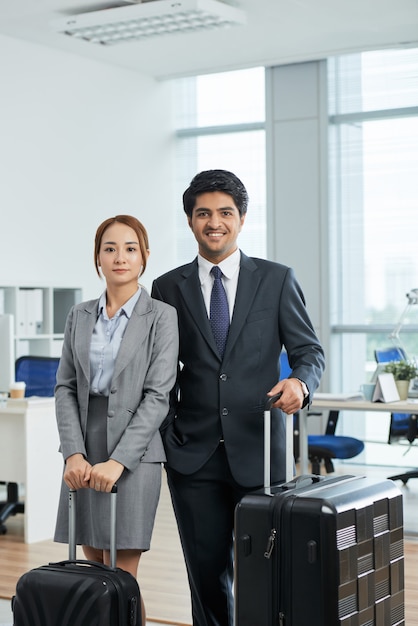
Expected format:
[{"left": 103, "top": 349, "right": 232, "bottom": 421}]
[
  {"left": 183, "top": 169, "right": 249, "bottom": 218},
  {"left": 94, "top": 215, "right": 149, "bottom": 278}
]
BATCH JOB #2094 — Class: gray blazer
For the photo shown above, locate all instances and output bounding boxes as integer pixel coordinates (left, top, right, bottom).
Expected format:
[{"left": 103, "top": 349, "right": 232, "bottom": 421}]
[{"left": 55, "top": 289, "right": 179, "bottom": 471}]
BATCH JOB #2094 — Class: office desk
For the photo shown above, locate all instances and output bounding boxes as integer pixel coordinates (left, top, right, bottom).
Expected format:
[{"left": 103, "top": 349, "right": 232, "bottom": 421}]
[
  {"left": 0, "top": 398, "right": 62, "bottom": 543},
  {"left": 298, "top": 397, "right": 418, "bottom": 475}
]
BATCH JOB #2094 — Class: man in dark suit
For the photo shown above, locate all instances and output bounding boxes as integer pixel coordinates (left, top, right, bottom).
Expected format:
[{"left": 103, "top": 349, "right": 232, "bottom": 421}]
[{"left": 151, "top": 170, "right": 325, "bottom": 626}]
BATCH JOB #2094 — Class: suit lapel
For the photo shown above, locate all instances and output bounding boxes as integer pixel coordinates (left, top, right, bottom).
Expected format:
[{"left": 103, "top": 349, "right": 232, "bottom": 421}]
[
  {"left": 74, "top": 300, "right": 98, "bottom": 382},
  {"left": 178, "top": 260, "right": 219, "bottom": 357},
  {"left": 112, "top": 289, "right": 153, "bottom": 381},
  {"left": 224, "top": 252, "right": 261, "bottom": 358}
]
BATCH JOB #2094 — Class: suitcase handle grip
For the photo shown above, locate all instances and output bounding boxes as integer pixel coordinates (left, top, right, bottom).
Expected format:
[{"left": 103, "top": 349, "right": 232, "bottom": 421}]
[
  {"left": 48, "top": 559, "right": 118, "bottom": 571},
  {"left": 265, "top": 392, "right": 282, "bottom": 411},
  {"left": 281, "top": 474, "right": 324, "bottom": 491}
]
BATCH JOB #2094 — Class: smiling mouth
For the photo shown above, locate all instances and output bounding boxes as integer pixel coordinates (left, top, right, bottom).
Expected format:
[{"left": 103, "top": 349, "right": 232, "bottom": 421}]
[{"left": 207, "top": 232, "right": 224, "bottom": 238}]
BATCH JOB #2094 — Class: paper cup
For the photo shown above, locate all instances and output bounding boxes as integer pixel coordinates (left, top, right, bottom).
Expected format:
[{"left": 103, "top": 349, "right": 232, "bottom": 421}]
[
  {"left": 9, "top": 381, "right": 26, "bottom": 399},
  {"left": 360, "top": 383, "right": 375, "bottom": 402}
]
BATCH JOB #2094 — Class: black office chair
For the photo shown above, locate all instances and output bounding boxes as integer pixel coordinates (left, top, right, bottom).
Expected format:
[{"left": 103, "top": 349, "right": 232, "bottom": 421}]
[
  {"left": 0, "top": 482, "right": 24, "bottom": 535},
  {"left": 0, "top": 355, "right": 60, "bottom": 534},
  {"left": 374, "top": 347, "right": 418, "bottom": 485},
  {"left": 279, "top": 351, "right": 365, "bottom": 474}
]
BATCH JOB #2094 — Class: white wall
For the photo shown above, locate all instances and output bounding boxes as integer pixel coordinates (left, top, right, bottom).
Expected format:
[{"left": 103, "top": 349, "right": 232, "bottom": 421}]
[{"left": 0, "top": 35, "right": 177, "bottom": 300}]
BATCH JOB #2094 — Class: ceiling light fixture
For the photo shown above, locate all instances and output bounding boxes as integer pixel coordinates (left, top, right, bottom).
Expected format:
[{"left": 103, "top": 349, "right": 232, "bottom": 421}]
[{"left": 51, "top": 0, "right": 246, "bottom": 46}]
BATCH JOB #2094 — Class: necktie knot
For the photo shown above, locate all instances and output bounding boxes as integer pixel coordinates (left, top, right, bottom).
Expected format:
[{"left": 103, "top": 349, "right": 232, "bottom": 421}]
[
  {"left": 210, "top": 266, "right": 230, "bottom": 358},
  {"left": 211, "top": 265, "right": 223, "bottom": 280}
]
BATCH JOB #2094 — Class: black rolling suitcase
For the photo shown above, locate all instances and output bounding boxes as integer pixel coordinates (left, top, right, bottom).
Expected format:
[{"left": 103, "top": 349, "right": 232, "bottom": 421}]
[
  {"left": 234, "top": 396, "right": 405, "bottom": 626},
  {"left": 12, "top": 485, "right": 141, "bottom": 626}
]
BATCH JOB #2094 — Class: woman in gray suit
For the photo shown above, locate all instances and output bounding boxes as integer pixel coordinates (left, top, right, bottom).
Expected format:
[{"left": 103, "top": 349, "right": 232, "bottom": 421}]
[{"left": 54, "top": 215, "right": 178, "bottom": 624}]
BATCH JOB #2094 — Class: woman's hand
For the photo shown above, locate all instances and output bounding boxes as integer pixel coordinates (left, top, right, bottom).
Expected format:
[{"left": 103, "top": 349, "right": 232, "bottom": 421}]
[
  {"left": 89, "top": 459, "right": 125, "bottom": 493},
  {"left": 64, "top": 453, "right": 92, "bottom": 490}
]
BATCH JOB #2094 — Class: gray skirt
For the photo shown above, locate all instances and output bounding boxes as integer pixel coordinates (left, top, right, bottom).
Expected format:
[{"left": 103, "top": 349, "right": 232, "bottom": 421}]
[{"left": 54, "top": 395, "right": 161, "bottom": 551}]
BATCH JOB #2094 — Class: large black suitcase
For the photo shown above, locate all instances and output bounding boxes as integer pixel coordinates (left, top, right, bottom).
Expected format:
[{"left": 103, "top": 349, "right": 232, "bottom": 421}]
[
  {"left": 234, "top": 397, "right": 405, "bottom": 626},
  {"left": 12, "top": 486, "right": 141, "bottom": 626}
]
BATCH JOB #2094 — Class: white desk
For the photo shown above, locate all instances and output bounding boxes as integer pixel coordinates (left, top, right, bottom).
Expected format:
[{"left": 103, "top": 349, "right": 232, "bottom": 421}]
[
  {"left": 298, "top": 397, "right": 418, "bottom": 475},
  {"left": 0, "top": 398, "right": 62, "bottom": 543}
]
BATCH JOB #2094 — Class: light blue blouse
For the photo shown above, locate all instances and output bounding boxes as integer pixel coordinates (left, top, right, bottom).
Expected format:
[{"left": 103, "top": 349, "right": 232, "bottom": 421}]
[{"left": 89, "top": 288, "right": 141, "bottom": 396}]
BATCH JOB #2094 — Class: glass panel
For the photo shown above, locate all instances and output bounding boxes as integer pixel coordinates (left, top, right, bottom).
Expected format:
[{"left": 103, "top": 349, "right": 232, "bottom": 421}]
[
  {"left": 174, "top": 67, "right": 265, "bottom": 128},
  {"left": 173, "top": 67, "right": 266, "bottom": 268},
  {"left": 174, "top": 131, "right": 266, "bottom": 266},
  {"left": 329, "top": 48, "right": 418, "bottom": 467},
  {"left": 330, "top": 116, "right": 418, "bottom": 327},
  {"left": 329, "top": 49, "right": 418, "bottom": 115}
]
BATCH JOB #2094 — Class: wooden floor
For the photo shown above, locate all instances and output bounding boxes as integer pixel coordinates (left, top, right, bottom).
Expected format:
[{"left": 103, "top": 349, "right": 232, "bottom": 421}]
[{"left": 1, "top": 464, "right": 418, "bottom": 625}]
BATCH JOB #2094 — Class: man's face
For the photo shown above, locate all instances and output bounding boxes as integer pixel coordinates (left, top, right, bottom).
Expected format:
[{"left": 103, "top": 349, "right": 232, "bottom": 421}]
[{"left": 188, "top": 191, "right": 246, "bottom": 263}]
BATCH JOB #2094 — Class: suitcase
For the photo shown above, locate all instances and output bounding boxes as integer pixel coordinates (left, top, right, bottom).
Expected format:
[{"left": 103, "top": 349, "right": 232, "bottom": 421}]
[
  {"left": 12, "top": 485, "right": 141, "bottom": 626},
  {"left": 234, "top": 396, "right": 405, "bottom": 626}
]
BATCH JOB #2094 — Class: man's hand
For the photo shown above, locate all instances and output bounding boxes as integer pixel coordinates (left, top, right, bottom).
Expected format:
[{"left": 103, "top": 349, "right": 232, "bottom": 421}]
[
  {"left": 267, "top": 378, "right": 305, "bottom": 414},
  {"left": 64, "top": 453, "right": 92, "bottom": 490}
]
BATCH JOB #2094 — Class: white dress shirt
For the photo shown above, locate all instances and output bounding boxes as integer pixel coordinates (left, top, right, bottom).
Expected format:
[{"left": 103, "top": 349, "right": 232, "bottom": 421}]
[{"left": 197, "top": 248, "right": 241, "bottom": 322}]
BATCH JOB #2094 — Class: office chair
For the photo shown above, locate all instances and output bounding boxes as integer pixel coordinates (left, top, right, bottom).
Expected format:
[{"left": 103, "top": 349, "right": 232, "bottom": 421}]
[
  {"left": 279, "top": 351, "right": 365, "bottom": 474},
  {"left": 0, "top": 482, "right": 24, "bottom": 535},
  {"left": 0, "top": 355, "right": 60, "bottom": 533},
  {"left": 374, "top": 347, "right": 418, "bottom": 485},
  {"left": 15, "top": 355, "right": 60, "bottom": 397},
  {"left": 306, "top": 411, "right": 365, "bottom": 474}
]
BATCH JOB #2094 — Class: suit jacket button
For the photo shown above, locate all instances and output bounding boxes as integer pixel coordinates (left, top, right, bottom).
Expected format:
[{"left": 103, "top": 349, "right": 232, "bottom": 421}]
[
  {"left": 107, "top": 410, "right": 115, "bottom": 418},
  {"left": 220, "top": 374, "right": 227, "bottom": 381},
  {"left": 222, "top": 408, "right": 228, "bottom": 416},
  {"left": 110, "top": 387, "right": 117, "bottom": 394}
]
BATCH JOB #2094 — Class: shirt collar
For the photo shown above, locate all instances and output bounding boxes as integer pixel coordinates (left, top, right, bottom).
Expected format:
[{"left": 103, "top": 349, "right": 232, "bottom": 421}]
[
  {"left": 197, "top": 248, "right": 241, "bottom": 282},
  {"left": 98, "top": 287, "right": 142, "bottom": 320}
]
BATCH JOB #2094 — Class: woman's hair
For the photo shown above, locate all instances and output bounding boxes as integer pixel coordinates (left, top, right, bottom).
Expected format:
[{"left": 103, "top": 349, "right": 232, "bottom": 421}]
[{"left": 94, "top": 215, "right": 149, "bottom": 278}]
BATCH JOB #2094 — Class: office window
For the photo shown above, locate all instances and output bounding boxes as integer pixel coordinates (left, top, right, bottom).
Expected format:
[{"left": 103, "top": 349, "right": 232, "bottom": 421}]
[
  {"left": 329, "top": 49, "right": 418, "bottom": 358},
  {"left": 328, "top": 49, "right": 418, "bottom": 463},
  {"left": 173, "top": 67, "right": 266, "bottom": 266}
]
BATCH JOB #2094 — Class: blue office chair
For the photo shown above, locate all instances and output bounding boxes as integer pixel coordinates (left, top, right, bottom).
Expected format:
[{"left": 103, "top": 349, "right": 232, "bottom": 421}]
[
  {"left": 15, "top": 355, "right": 60, "bottom": 396},
  {"left": 279, "top": 351, "right": 365, "bottom": 474},
  {"left": 374, "top": 347, "right": 418, "bottom": 485},
  {"left": 306, "top": 411, "right": 365, "bottom": 474},
  {"left": 0, "top": 355, "right": 60, "bottom": 534}
]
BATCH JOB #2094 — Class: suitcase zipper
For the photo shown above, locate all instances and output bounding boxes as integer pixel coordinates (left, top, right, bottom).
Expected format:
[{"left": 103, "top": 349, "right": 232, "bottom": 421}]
[{"left": 264, "top": 528, "right": 276, "bottom": 559}]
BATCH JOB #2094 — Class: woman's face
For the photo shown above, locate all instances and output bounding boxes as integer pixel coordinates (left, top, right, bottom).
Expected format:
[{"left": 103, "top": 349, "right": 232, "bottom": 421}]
[{"left": 97, "top": 222, "right": 147, "bottom": 289}]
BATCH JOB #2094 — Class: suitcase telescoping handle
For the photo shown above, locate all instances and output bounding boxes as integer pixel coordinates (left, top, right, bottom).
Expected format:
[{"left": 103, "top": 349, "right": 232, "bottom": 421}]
[
  {"left": 264, "top": 393, "right": 294, "bottom": 494},
  {"left": 69, "top": 484, "right": 118, "bottom": 569}
]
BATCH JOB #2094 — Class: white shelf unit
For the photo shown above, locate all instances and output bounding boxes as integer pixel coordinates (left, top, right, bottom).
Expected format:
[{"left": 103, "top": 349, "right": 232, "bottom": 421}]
[{"left": 0, "top": 285, "right": 82, "bottom": 361}]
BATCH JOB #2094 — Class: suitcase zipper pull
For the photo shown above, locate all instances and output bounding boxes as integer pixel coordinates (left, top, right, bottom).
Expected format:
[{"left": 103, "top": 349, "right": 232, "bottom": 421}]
[{"left": 264, "top": 528, "right": 276, "bottom": 559}]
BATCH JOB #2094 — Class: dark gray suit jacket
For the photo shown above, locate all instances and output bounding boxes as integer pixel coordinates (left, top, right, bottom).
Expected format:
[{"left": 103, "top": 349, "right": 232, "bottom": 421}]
[{"left": 152, "top": 252, "right": 325, "bottom": 487}]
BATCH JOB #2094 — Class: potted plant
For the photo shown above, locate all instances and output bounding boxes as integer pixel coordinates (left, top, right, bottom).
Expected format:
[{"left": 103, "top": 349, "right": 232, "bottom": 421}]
[{"left": 383, "top": 360, "right": 418, "bottom": 400}]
